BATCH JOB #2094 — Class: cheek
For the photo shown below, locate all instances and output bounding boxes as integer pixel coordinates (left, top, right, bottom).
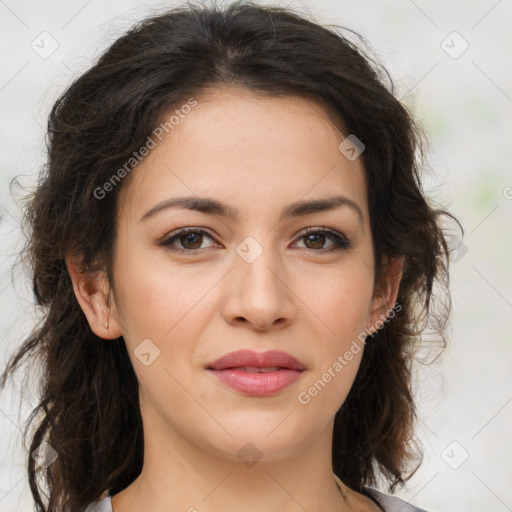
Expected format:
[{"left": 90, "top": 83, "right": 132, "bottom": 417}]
[
  {"left": 295, "top": 259, "right": 374, "bottom": 405},
  {"left": 112, "top": 249, "right": 220, "bottom": 383},
  {"left": 112, "top": 243, "right": 200, "bottom": 335},
  {"left": 112, "top": 256, "right": 209, "bottom": 408},
  {"left": 302, "top": 259, "right": 375, "bottom": 337}
]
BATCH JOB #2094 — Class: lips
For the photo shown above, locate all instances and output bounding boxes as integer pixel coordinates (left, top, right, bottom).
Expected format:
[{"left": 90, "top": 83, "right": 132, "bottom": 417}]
[
  {"left": 206, "top": 350, "right": 306, "bottom": 396},
  {"left": 206, "top": 349, "right": 306, "bottom": 372},
  {"left": 235, "top": 366, "right": 282, "bottom": 372}
]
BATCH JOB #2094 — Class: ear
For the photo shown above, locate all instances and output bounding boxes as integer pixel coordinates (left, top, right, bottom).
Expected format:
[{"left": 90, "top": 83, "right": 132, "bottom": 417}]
[
  {"left": 65, "top": 254, "right": 123, "bottom": 340},
  {"left": 366, "top": 256, "right": 403, "bottom": 335}
]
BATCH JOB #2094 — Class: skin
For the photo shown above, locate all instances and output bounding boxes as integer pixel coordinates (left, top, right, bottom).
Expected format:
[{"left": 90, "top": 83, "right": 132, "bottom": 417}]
[{"left": 67, "top": 86, "right": 402, "bottom": 512}]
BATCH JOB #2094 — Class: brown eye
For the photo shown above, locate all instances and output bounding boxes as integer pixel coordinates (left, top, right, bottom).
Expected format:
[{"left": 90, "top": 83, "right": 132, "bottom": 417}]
[
  {"left": 179, "top": 232, "right": 203, "bottom": 250},
  {"left": 296, "top": 228, "right": 351, "bottom": 252},
  {"left": 159, "top": 228, "right": 216, "bottom": 252},
  {"left": 303, "top": 232, "right": 326, "bottom": 250}
]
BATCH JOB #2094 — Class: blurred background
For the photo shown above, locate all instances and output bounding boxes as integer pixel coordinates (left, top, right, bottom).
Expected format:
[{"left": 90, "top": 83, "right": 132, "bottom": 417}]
[{"left": 0, "top": 0, "right": 511, "bottom": 510}]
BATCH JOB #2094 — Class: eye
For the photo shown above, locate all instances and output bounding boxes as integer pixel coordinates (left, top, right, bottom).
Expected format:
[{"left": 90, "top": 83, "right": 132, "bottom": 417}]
[
  {"left": 159, "top": 227, "right": 217, "bottom": 252},
  {"left": 294, "top": 227, "right": 352, "bottom": 252}
]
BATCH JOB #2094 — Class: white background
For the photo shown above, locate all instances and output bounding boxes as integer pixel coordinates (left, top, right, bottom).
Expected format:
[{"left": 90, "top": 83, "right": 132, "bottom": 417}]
[{"left": 1, "top": 1, "right": 511, "bottom": 511}]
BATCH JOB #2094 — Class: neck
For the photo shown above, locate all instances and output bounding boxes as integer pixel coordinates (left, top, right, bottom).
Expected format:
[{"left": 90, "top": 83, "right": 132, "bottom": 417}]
[{"left": 110, "top": 403, "right": 353, "bottom": 512}]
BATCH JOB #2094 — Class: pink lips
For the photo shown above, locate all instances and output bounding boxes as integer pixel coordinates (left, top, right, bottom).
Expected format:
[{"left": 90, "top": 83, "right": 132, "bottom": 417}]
[{"left": 206, "top": 349, "right": 306, "bottom": 396}]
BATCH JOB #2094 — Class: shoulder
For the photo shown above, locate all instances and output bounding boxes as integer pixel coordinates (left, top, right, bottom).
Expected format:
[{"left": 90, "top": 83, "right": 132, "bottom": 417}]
[
  {"left": 363, "top": 486, "right": 431, "bottom": 512},
  {"left": 83, "top": 496, "right": 113, "bottom": 512}
]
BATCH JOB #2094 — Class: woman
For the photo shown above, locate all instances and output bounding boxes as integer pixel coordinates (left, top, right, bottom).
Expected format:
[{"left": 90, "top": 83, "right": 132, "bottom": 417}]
[{"left": 0, "top": 1, "right": 455, "bottom": 511}]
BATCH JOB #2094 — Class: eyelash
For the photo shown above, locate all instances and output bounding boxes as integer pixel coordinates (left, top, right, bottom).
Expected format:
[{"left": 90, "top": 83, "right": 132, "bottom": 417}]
[{"left": 158, "top": 226, "right": 352, "bottom": 254}]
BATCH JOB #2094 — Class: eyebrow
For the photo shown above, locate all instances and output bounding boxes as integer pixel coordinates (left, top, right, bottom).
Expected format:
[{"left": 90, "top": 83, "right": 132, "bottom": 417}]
[{"left": 139, "top": 195, "right": 364, "bottom": 225}]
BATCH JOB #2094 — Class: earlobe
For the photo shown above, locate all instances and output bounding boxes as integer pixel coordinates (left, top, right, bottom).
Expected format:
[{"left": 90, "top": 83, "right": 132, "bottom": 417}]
[
  {"left": 65, "top": 254, "right": 123, "bottom": 340},
  {"left": 366, "top": 256, "right": 403, "bottom": 335}
]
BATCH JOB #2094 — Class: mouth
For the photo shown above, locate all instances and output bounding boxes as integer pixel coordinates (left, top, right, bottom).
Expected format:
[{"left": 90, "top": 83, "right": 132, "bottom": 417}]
[
  {"left": 206, "top": 350, "right": 306, "bottom": 396},
  {"left": 206, "top": 349, "right": 306, "bottom": 371},
  {"left": 218, "top": 366, "right": 285, "bottom": 372}
]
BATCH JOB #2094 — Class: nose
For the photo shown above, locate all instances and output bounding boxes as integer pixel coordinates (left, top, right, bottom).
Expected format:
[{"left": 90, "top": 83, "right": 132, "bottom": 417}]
[{"left": 220, "top": 240, "right": 296, "bottom": 331}]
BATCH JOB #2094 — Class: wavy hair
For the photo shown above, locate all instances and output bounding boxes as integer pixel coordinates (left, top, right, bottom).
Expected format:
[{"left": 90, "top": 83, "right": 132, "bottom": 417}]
[{"left": 0, "top": 1, "right": 456, "bottom": 510}]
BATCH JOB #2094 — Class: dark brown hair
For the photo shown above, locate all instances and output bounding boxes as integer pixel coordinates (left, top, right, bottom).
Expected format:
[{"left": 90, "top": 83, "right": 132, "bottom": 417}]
[{"left": 0, "top": 1, "right": 456, "bottom": 510}]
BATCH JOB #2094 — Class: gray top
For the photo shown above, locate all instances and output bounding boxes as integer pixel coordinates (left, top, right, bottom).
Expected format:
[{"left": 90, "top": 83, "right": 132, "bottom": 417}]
[
  {"left": 363, "top": 487, "right": 429, "bottom": 511},
  {"left": 84, "top": 488, "right": 430, "bottom": 512}
]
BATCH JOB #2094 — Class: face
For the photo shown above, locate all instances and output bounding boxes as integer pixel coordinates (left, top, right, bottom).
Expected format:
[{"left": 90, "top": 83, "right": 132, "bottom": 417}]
[{"left": 91, "top": 87, "right": 395, "bottom": 463}]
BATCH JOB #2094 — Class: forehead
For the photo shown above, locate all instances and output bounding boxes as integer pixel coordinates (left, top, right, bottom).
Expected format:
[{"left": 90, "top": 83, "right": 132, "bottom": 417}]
[{"left": 116, "top": 87, "right": 368, "bottom": 225}]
